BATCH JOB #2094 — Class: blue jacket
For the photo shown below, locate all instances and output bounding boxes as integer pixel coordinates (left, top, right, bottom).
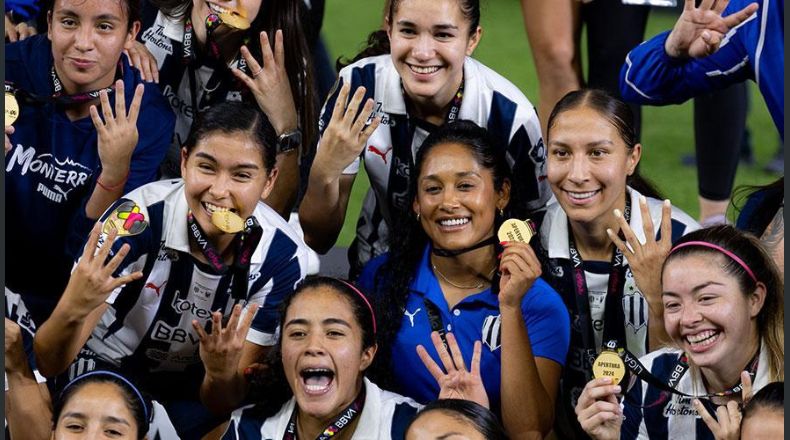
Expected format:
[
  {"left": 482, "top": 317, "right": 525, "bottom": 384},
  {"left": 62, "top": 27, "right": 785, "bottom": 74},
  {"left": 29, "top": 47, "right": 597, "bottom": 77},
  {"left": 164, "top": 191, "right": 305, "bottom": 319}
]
[
  {"left": 620, "top": 0, "right": 783, "bottom": 138},
  {"left": 5, "top": 35, "right": 175, "bottom": 324}
]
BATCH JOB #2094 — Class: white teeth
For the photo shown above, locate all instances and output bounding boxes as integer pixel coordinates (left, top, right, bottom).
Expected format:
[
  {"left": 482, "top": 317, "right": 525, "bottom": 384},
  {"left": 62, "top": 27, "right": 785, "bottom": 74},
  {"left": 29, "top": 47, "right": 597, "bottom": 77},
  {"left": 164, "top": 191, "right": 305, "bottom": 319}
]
[
  {"left": 686, "top": 330, "right": 719, "bottom": 345},
  {"left": 567, "top": 191, "right": 598, "bottom": 200},
  {"left": 440, "top": 218, "right": 469, "bottom": 227},
  {"left": 410, "top": 65, "right": 440, "bottom": 74},
  {"left": 305, "top": 384, "right": 330, "bottom": 392},
  {"left": 208, "top": 3, "right": 228, "bottom": 14},
  {"left": 204, "top": 202, "right": 231, "bottom": 213}
]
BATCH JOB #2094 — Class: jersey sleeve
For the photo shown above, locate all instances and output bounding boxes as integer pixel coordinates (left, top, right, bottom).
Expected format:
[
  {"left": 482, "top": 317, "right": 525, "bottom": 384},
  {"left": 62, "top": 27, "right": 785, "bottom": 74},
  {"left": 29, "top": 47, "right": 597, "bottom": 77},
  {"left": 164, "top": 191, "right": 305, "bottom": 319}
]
[
  {"left": 520, "top": 277, "right": 571, "bottom": 366},
  {"left": 245, "top": 230, "right": 308, "bottom": 346},
  {"left": 620, "top": 26, "right": 753, "bottom": 105}
]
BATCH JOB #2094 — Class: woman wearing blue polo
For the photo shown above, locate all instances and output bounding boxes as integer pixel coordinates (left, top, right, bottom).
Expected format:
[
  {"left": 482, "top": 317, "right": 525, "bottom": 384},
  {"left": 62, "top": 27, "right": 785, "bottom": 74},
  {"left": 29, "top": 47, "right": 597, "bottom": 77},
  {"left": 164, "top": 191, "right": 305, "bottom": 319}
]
[{"left": 358, "top": 121, "right": 570, "bottom": 438}]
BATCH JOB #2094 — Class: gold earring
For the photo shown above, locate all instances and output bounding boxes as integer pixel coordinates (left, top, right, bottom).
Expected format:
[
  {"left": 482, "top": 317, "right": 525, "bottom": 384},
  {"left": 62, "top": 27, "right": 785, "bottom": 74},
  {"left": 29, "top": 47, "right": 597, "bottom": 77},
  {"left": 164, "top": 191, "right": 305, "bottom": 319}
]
[
  {"left": 498, "top": 207, "right": 504, "bottom": 217},
  {"left": 416, "top": 212, "right": 421, "bottom": 221}
]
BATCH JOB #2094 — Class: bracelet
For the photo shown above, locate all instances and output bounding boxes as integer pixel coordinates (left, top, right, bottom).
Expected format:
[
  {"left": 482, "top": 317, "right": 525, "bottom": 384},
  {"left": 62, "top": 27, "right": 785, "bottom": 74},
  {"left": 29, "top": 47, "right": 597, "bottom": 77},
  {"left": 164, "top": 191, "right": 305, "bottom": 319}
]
[{"left": 96, "top": 171, "right": 129, "bottom": 192}]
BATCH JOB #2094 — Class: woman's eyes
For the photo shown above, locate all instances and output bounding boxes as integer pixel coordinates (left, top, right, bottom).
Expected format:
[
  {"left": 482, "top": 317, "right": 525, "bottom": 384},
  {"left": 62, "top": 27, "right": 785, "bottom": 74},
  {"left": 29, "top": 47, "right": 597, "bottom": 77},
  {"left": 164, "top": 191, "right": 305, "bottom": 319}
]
[
  {"left": 97, "top": 22, "right": 115, "bottom": 31},
  {"left": 664, "top": 302, "right": 681, "bottom": 311},
  {"left": 60, "top": 18, "right": 77, "bottom": 28},
  {"left": 550, "top": 149, "right": 569, "bottom": 158},
  {"left": 590, "top": 149, "right": 608, "bottom": 157}
]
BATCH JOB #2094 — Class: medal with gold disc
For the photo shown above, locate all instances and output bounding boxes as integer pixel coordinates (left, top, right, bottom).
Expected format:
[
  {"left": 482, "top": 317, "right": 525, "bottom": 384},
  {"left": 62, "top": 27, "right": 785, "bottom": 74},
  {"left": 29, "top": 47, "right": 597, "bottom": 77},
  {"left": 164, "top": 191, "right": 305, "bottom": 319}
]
[
  {"left": 218, "top": 8, "right": 250, "bottom": 30},
  {"left": 592, "top": 349, "right": 626, "bottom": 385},
  {"left": 497, "top": 218, "right": 536, "bottom": 243},
  {"left": 5, "top": 92, "right": 19, "bottom": 126},
  {"left": 212, "top": 210, "right": 245, "bottom": 233}
]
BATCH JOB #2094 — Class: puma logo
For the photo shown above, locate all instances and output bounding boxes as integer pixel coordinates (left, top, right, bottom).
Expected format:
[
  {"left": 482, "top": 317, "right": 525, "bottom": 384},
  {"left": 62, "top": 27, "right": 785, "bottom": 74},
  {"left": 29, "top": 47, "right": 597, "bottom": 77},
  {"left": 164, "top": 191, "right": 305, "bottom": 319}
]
[
  {"left": 145, "top": 280, "right": 167, "bottom": 297},
  {"left": 53, "top": 184, "right": 75, "bottom": 201},
  {"left": 404, "top": 308, "right": 421, "bottom": 327},
  {"left": 368, "top": 145, "right": 393, "bottom": 164}
]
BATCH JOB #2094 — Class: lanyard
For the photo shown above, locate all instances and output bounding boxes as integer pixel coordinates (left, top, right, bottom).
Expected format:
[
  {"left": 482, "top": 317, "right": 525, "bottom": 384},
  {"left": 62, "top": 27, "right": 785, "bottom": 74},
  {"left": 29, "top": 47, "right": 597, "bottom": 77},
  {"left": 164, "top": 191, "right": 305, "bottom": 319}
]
[
  {"left": 181, "top": 15, "right": 249, "bottom": 119},
  {"left": 283, "top": 387, "right": 366, "bottom": 440},
  {"left": 603, "top": 340, "right": 760, "bottom": 402},
  {"left": 186, "top": 212, "right": 262, "bottom": 301},
  {"left": 568, "top": 196, "right": 631, "bottom": 355},
  {"left": 5, "top": 62, "right": 122, "bottom": 107}
]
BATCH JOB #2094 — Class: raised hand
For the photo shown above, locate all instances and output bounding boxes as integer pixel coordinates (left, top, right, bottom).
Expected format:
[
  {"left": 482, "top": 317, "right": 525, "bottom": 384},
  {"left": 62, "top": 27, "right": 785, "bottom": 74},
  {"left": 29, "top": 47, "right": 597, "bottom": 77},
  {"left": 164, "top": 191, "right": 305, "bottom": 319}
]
[
  {"left": 62, "top": 223, "right": 142, "bottom": 317},
  {"left": 575, "top": 377, "right": 623, "bottom": 440},
  {"left": 665, "top": 0, "right": 759, "bottom": 58},
  {"left": 5, "top": 13, "right": 37, "bottom": 42},
  {"left": 5, "top": 318, "right": 27, "bottom": 373},
  {"left": 607, "top": 197, "right": 672, "bottom": 312},
  {"left": 693, "top": 399, "right": 742, "bottom": 440},
  {"left": 193, "top": 303, "right": 260, "bottom": 381},
  {"left": 124, "top": 40, "right": 159, "bottom": 83},
  {"left": 233, "top": 30, "right": 298, "bottom": 135},
  {"left": 497, "top": 241, "right": 542, "bottom": 309},
  {"left": 417, "top": 331, "right": 490, "bottom": 409},
  {"left": 90, "top": 81, "right": 144, "bottom": 187},
  {"left": 313, "top": 83, "right": 381, "bottom": 178}
]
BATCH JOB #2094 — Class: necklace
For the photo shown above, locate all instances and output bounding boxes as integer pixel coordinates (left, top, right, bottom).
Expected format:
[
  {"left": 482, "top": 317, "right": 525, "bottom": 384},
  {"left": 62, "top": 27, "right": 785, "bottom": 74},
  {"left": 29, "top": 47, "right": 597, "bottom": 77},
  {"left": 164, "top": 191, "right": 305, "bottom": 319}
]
[{"left": 432, "top": 264, "right": 496, "bottom": 290}]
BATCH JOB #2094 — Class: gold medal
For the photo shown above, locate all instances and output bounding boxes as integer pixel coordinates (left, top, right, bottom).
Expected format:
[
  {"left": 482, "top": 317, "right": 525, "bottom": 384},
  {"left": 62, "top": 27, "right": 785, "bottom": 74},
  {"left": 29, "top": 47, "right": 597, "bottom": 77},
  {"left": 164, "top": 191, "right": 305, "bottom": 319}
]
[
  {"left": 592, "top": 350, "right": 626, "bottom": 385},
  {"left": 219, "top": 11, "right": 250, "bottom": 30},
  {"left": 211, "top": 210, "right": 245, "bottom": 233},
  {"left": 497, "top": 218, "right": 535, "bottom": 243},
  {"left": 5, "top": 93, "right": 19, "bottom": 126},
  {"left": 102, "top": 201, "right": 148, "bottom": 237}
]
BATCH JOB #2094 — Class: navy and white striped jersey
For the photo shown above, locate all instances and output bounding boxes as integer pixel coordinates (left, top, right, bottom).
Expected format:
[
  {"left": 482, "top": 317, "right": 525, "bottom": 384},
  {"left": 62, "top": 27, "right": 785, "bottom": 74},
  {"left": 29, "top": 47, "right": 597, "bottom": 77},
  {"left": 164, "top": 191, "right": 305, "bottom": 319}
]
[
  {"left": 222, "top": 378, "right": 421, "bottom": 439},
  {"left": 82, "top": 180, "right": 309, "bottom": 374},
  {"left": 621, "top": 344, "right": 773, "bottom": 439},
  {"left": 318, "top": 55, "right": 550, "bottom": 273},
  {"left": 4, "top": 289, "right": 45, "bottom": 390},
  {"left": 538, "top": 187, "right": 699, "bottom": 439}
]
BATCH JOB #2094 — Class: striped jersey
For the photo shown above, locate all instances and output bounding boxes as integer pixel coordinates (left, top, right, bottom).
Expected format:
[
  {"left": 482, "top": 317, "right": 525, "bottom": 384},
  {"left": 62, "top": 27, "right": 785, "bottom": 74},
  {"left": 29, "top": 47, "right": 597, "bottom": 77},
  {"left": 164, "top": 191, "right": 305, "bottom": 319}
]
[
  {"left": 318, "top": 55, "right": 550, "bottom": 273},
  {"left": 83, "top": 180, "right": 308, "bottom": 374},
  {"left": 222, "top": 378, "right": 421, "bottom": 439},
  {"left": 537, "top": 187, "right": 699, "bottom": 439},
  {"left": 621, "top": 344, "right": 772, "bottom": 439}
]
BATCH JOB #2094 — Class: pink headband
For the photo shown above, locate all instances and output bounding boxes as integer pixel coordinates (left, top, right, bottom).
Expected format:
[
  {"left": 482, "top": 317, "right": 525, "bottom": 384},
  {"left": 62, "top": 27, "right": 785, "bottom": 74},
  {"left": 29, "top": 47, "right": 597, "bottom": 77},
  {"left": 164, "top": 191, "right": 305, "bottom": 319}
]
[
  {"left": 338, "top": 280, "right": 377, "bottom": 335},
  {"left": 669, "top": 241, "right": 757, "bottom": 283}
]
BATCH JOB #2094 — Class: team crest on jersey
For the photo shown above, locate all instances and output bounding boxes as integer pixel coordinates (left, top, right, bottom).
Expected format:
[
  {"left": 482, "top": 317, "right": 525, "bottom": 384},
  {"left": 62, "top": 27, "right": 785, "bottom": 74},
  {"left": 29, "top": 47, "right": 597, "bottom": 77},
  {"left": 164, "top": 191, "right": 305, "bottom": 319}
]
[
  {"left": 481, "top": 314, "right": 502, "bottom": 351},
  {"left": 102, "top": 200, "right": 148, "bottom": 236}
]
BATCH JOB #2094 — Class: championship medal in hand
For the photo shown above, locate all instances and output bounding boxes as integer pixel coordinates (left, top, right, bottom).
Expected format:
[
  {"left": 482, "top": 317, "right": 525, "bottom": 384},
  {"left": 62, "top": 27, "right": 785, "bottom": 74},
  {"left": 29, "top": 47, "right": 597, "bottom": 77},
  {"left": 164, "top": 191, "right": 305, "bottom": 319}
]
[
  {"left": 102, "top": 201, "right": 148, "bottom": 236},
  {"left": 211, "top": 210, "right": 245, "bottom": 233},
  {"left": 218, "top": 7, "right": 250, "bottom": 30},
  {"left": 497, "top": 218, "right": 536, "bottom": 243},
  {"left": 592, "top": 350, "right": 626, "bottom": 385},
  {"left": 5, "top": 92, "right": 19, "bottom": 126}
]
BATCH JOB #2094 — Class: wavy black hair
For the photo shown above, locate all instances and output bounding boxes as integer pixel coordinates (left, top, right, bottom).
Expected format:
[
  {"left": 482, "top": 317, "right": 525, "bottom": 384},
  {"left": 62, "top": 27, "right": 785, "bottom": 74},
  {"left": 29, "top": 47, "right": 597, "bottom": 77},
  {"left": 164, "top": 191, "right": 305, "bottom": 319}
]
[
  {"left": 367, "top": 120, "right": 524, "bottom": 388},
  {"left": 406, "top": 399, "right": 509, "bottom": 440},
  {"left": 151, "top": 0, "right": 317, "bottom": 156}
]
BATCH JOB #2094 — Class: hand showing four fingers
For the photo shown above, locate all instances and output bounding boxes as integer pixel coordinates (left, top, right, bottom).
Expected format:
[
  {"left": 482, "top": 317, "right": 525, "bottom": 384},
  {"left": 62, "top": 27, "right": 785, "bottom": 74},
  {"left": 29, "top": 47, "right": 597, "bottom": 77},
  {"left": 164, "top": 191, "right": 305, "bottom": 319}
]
[
  {"left": 417, "top": 331, "right": 490, "bottom": 410},
  {"left": 665, "top": 0, "right": 759, "bottom": 58},
  {"left": 607, "top": 197, "right": 672, "bottom": 311},
  {"left": 234, "top": 30, "right": 298, "bottom": 135},
  {"left": 193, "top": 303, "right": 260, "bottom": 381},
  {"left": 314, "top": 82, "right": 381, "bottom": 178}
]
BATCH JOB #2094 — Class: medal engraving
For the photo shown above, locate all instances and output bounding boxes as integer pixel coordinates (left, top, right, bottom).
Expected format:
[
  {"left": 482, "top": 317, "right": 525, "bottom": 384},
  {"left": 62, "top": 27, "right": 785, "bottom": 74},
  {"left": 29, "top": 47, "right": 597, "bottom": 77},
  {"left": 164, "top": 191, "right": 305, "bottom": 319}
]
[
  {"left": 497, "top": 219, "right": 535, "bottom": 243},
  {"left": 592, "top": 350, "right": 626, "bottom": 385},
  {"left": 211, "top": 210, "right": 245, "bottom": 233},
  {"left": 5, "top": 93, "right": 19, "bottom": 126}
]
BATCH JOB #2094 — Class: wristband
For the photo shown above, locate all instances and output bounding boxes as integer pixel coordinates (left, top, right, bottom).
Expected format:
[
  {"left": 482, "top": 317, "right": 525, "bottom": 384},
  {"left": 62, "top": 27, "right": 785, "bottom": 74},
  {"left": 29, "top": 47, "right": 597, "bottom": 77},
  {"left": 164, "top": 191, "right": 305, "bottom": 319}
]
[{"left": 97, "top": 171, "right": 129, "bottom": 192}]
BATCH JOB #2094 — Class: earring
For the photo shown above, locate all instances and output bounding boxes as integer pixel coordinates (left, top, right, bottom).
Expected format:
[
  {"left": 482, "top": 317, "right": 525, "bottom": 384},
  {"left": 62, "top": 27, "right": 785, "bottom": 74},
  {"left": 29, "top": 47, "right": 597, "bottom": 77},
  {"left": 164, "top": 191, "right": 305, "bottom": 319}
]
[
  {"left": 498, "top": 207, "right": 504, "bottom": 217},
  {"left": 416, "top": 212, "right": 421, "bottom": 221}
]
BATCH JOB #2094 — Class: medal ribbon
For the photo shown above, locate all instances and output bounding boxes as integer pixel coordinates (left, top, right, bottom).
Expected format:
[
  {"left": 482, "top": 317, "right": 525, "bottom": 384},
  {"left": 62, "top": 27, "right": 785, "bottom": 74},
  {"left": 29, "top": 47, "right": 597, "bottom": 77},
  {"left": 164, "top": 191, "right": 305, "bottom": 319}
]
[
  {"left": 282, "top": 386, "right": 366, "bottom": 440},
  {"left": 600, "top": 340, "right": 760, "bottom": 401},
  {"left": 568, "top": 195, "right": 631, "bottom": 357},
  {"left": 186, "top": 212, "right": 262, "bottom": 300},
  {"left": 5, "top": 61, "right": 122, "bottom": 107},
  {"left": 182, "top": 15, "right": 250, "bottom": 120}
]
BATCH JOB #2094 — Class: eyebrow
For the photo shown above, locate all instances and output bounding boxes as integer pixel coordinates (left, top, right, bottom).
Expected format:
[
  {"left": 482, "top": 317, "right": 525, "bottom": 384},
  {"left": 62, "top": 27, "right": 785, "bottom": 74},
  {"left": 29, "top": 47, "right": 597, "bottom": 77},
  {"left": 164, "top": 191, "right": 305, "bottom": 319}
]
[
  {"left": 437, "top": 434, "right": 468, "bottom": 439},
  {"left": 56, "top": 9, "right": 122, "bottom": 21},
  {"left": 284, "top": 318, "right": 353, "bottom": 329},
  {"left": 548, "top": 140, "right": 614, "bottom": 148},
  {"left": 396, "top": 19, "right": 459, "bottom": 31},
  {"left": 662, "top": 281, "right": 724, "bottom": 297},
  {"left": 422, "top": 171, "right": 481, "bottom": 181},
  {"left": 194, "top": 152, "right": 260, "bottom": 170},
  {"left": 62, "top": 413, "right": 130, "bottom": 426}
]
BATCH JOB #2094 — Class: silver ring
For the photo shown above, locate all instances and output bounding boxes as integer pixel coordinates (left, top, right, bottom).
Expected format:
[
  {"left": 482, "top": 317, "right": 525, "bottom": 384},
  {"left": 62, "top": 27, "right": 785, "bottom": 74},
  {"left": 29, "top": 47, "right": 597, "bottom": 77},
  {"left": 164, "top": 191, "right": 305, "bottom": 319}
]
[{"left": 252, "top": 67, "right": 263, "bottom": 77}]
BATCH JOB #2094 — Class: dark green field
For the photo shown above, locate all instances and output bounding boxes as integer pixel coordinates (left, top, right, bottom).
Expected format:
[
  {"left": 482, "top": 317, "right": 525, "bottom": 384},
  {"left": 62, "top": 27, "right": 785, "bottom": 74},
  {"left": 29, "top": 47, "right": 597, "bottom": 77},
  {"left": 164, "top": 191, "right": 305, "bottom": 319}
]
[{"left": 321, "top": 0, "right": 779, "bottom": 246}]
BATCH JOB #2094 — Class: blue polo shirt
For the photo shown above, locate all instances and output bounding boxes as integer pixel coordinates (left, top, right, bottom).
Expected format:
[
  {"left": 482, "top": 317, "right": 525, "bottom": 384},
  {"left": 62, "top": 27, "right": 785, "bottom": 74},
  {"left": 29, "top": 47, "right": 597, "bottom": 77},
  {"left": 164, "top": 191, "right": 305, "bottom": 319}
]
[{"left": 359, "top": 245, "right": 570, "bottom": 416}]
